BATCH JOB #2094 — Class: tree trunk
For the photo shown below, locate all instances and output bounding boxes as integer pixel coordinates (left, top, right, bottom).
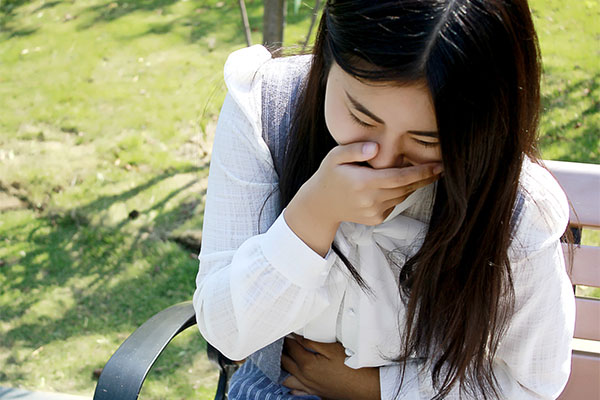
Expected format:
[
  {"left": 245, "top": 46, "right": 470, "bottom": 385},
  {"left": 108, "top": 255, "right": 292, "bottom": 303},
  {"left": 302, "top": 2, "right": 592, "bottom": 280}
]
[
  {"left": 238, "top": 0, "right": 252, "bottom": 47},
  {"left": 263, "top": 0, "right": 286, "bottom": 53},
  {"left": 303, "top": 0, "right": 321, "bottom": 51}
]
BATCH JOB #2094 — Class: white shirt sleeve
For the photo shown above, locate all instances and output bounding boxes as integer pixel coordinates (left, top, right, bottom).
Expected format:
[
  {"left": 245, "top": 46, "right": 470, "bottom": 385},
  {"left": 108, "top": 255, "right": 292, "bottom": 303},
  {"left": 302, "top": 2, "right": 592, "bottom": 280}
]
[
  {"left": 380, "top": 361, "right": 421, "bottom": 400},
  {"left": 193, "top": 47, "right": 336, "bottom": 361},
  {"left": 379, "top": 162, "right": 575, "bottom": 399}
]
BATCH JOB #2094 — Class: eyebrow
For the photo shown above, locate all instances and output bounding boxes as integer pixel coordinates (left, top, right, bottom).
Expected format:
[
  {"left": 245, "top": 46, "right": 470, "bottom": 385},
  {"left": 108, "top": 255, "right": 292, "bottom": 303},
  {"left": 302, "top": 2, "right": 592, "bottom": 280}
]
[
  {"left": 345, "top": 91, "right": 439, "bottom": 138},
  {"left": 345, "top": 91, "right": 385, "bottom": 124}
]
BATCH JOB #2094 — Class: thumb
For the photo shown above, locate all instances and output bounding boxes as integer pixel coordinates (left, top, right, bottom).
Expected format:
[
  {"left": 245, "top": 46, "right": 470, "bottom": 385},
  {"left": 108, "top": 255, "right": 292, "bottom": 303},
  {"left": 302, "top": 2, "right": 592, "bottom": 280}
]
[{"left": 329, "top": 141, "right": 378, "bottom": 165}]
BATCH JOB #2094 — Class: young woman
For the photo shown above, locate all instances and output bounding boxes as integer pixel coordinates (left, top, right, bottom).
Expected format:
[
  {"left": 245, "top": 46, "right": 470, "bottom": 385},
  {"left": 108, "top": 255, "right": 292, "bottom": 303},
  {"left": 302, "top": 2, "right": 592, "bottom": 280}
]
[{"left": 193, "top": 0, "right": 575, "bottom": 399}]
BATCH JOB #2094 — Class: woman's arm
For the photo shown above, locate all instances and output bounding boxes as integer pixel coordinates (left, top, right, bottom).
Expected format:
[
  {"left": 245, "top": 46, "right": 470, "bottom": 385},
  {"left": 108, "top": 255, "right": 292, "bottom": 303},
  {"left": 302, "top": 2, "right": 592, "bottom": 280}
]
[
  {"left": 282, "top": 163, "right": 574, "bottom": 400},
  {"left": 194, "top": 50, "right": 439, "bottom": 361},
  {"left": 281, "top": 336, "right": 381, "bottom": 400},
  {"left": 194, "top": 66, "right": 338, "bottom": 360},
  {"left": 282, "top": 238, "right": 573, "bottom": 400}
]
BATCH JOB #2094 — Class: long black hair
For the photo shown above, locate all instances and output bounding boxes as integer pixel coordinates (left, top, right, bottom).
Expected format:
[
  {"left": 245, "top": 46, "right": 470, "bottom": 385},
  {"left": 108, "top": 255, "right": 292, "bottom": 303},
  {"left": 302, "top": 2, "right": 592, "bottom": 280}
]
[{"left": 278, "top": 0, "right": 542, "bottom": 398}]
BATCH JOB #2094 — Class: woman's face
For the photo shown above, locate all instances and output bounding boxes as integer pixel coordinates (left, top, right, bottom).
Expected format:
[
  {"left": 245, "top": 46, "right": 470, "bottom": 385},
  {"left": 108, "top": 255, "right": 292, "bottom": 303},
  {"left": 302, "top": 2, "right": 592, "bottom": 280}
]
[{"left": 324, "top": 62, "right": 441, "bottom": 169}]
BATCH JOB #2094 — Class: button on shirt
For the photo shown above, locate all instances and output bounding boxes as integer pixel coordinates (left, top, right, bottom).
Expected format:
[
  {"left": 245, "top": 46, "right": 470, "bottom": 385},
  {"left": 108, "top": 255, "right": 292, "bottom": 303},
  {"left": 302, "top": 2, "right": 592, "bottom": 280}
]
[{"left": 193, "top": 45, "right": 575, "bottom": 399}]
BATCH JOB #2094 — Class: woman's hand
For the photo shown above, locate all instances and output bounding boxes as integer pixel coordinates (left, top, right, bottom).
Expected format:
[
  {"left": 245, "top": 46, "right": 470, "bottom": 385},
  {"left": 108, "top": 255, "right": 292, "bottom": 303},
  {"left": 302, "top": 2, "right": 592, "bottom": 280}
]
[
  {"left": 285, "top": 141, "right": 442, "bottom": 256},
  {"left": 302, "top": 141, "right": 441, "bottom": 226},
  {"left": 281, "top": 335, "right": 380, "bottom": 400}
]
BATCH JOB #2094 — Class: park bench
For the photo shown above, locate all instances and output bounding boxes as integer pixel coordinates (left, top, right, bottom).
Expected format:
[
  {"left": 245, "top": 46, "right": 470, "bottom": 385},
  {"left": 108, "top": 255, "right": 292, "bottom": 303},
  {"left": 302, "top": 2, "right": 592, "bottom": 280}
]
[
  {"left": 93, "top": 160, "right": 600, "bottom": 400},
  {"left": 547, "top": 160, "right": 600, "bottom": 400}
]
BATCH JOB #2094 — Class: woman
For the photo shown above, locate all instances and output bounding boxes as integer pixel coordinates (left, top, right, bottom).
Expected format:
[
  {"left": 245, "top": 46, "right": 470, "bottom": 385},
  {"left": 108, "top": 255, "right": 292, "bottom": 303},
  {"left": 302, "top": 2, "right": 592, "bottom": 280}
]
[{"left": 193, "top": 0, "right": 575, "bottom": 398}]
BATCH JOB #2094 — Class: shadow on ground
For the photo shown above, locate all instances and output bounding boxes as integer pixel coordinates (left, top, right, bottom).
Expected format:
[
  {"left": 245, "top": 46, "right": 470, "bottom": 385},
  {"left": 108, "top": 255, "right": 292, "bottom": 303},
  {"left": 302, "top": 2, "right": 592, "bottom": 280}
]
[
  {"left": 1, "top": 0, "right": 316, "bottom": 46},
  {"left": 0, "top": 162, "right": 209, "bottom": 386},
  {"left": 539, "top": 70, "right": 599, "bottom": 163},
  {"left": 75, "top": 0, "right": 314, "bottom": 45}
]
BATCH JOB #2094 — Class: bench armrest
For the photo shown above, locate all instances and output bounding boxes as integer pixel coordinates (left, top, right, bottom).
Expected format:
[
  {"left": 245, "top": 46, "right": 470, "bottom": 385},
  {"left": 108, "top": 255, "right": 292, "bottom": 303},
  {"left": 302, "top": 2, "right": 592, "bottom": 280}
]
[{"left": 93, "top": 301, "right": 197, "bottom": 400}]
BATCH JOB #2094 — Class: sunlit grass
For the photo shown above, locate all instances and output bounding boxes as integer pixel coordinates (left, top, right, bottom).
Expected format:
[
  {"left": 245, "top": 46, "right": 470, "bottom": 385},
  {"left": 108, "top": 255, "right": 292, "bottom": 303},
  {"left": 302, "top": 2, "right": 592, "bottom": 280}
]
[{"left": 531, "top": 0, "right": 600, "bottom": 163}]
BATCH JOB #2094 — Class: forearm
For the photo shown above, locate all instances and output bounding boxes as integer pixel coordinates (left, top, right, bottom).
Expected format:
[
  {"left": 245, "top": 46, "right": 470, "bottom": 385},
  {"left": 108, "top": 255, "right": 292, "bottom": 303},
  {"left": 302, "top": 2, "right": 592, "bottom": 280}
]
[
  {"left": 347, "top": 366, "right": 381, "bottom": 400},
  {"left": 284, "top": 182, "right": 341, "bottom": 258},
  {"left": 196, "top": 214, "right": 338, "bottom": 359},
  {"left": 321, "top": 366, "right": 381, "bottom": 400}
]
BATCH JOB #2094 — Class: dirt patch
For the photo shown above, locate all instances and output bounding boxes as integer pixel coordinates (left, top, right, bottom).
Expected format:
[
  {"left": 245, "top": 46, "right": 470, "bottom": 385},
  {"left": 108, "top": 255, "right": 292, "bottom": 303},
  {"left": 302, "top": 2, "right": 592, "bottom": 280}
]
[
  {"left": 169, "top": 229, "right": 202, "bottom": 254},
  {"left": 0, "top": 191, "right": 26, "bottom": 212},
  {"left": 0, "top": 181, "right": 40, "bottom": 211}
]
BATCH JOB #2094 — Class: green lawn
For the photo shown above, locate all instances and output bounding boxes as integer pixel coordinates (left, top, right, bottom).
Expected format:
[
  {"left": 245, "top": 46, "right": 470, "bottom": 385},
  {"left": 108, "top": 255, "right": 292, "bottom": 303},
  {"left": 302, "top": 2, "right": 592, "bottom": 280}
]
[
  {"left": 0, "top": 0, "right": 598, "bottom": 398},
  {"left": 534, "top": 0, "right": 599, "bottom": 164}
]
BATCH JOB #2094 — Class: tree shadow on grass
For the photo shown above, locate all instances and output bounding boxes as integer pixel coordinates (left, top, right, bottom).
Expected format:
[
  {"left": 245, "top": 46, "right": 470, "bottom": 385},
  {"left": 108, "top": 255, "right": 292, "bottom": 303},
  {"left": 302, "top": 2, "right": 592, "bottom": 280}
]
[
  {"left": 539, "top": 69, "right": 600, "bottom": 163},
  {"left": 74, "top": 0, "right": 314, "bottom": 45},
  {"left": 74, "top": 0, "right": 257, "bottom": 46},
  {"left": 0, "top": 0, "right": 32, "bottom": 14},
  {"left": 0, "top": 0, "right": 37, "bottom": 39},
  {"left": 76, "top": 0, "right": 180, "bottom": 28},
  {"left": 1, "top": 162, "right": 209, "bottom": 358},
  {"left": 1, "top": 0, "right": 316, "bottom": 48},
  {"left": 31, "top": 0, "right": 63, "bottom": 13},
  {"left": 0, "top": 0, "right": 64, "bottom": 40},
  {"left": 3, "top": 26, "right": 38, "bottom": 38}
]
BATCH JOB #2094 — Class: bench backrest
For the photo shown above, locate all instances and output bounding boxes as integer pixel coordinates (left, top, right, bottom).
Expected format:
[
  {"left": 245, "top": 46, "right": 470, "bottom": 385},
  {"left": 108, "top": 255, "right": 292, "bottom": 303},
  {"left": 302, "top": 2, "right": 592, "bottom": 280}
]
[{"left": 546, "top": 160, "right": 600, "bottom": 400}]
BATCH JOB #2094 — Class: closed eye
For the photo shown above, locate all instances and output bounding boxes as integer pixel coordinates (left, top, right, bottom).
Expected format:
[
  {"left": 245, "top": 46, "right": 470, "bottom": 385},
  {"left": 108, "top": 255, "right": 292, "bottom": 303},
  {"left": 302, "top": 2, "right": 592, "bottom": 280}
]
[
  {"left": 413, "top": 137, "right": 439, "bottom": 148},
  {"left": 348, "top": 110, "right": 376, "bottom": 128}
]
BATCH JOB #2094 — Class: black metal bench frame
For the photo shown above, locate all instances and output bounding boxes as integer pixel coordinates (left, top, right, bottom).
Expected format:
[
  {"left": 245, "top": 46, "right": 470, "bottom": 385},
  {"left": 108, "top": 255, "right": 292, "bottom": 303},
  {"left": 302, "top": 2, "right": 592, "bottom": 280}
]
[{"left": 93, "top": 301, "right": 237, "bottom": 400}]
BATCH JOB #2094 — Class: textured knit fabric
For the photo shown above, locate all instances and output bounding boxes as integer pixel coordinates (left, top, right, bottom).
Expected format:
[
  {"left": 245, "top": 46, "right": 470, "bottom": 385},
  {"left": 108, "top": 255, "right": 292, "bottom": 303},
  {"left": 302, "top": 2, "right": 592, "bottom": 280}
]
[
  {"left": 193, "top": 45, "right": 575, "bottom": 399},
  {"left": 245, "top": 53, "right": 313, "bottom": 386}
]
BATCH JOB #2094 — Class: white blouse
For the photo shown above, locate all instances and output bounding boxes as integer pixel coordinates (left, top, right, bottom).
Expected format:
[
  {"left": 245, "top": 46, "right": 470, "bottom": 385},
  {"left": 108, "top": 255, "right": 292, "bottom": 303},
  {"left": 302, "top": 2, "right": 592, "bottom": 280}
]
[{"left": 193, "top": 45, "right": 575, "bottom": 399}]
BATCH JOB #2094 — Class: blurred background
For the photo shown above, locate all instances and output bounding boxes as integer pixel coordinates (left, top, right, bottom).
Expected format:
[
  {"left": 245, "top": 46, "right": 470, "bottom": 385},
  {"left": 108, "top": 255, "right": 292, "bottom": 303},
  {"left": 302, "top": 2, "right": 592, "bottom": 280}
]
[{"left": 0, "top": 0, "right": 598, "bottom": 398}]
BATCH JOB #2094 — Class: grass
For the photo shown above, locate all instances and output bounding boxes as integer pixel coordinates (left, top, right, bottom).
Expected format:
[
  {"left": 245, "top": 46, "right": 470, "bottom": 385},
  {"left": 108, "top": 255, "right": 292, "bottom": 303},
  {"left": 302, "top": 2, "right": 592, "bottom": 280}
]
[
  {"left": 533, "top": 0, "right": 600, "bottom": 163},
  {"left": 0, "top": 0, "right": 598, "bottom": 398}
]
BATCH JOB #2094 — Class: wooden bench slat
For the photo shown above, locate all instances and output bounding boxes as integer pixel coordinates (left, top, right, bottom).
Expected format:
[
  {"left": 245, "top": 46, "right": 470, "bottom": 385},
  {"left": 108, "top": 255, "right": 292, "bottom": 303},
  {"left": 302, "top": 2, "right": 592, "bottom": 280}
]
[
  {"left": 545, "top": 160, "right": 599, "bottom": 400},
  {"left": 546, "top": 160, "right": 600, "bottom": 229},
  {"left": 563, "top": 244, "right": 600, "bottom": 287},
  {"left": 572, "top": 338, "right": 600, "bottom": 354},
  {"left": 574, "top": 297, "right": 600, "bottom": 341},
  {"left": 557, "top": 351, "right": 600, "bottom": 400}
]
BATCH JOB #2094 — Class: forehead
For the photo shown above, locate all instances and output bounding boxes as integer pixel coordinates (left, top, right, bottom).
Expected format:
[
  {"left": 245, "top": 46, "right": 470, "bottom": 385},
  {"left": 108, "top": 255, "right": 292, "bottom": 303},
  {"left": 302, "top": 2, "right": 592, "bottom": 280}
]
[{"left": 327, "top": 63, "right": 437, "bottom": 130}]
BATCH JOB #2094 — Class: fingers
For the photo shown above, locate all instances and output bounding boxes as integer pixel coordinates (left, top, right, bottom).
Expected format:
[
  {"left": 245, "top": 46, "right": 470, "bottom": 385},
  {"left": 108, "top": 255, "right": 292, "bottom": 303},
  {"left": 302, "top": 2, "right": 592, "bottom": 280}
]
[
  {"left": 281, "top": 348, "right": 319, "bottom": 393},
  {"left": 327, "top": 142, "right": 379, "bottom": 165},
  {"left": 371, "top": 163, "right": 442, "bottom": 189},
  {"left": 378, "top": 174, "right": 439, "bottom": 210},
  {"left": 282, "top": 373, "right": 312, "bottom": 394},
  {"left": 291, "top": 389, "right": 312, "bottom": 396},
  {"left": 381, "top": 173, "right": 440, "bottom": 198},
  {"left": 284, "top": 336, "right": 318, "bottom": 364},
  {"left": 382, "top": 205, "right": 396, "bottom": 221},
  {"left": 292, "top": 335, "right": 344, "bottom": 360},
  {"left": 281, "top": 353, "right": 299, "bottom": 376}
]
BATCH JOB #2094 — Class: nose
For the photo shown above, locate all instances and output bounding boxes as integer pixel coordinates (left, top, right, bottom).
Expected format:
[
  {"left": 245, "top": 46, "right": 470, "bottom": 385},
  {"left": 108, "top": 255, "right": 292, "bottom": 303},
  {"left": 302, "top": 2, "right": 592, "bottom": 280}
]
[{"left": 368, "top": 134, "right": 405, "bottom": 169}]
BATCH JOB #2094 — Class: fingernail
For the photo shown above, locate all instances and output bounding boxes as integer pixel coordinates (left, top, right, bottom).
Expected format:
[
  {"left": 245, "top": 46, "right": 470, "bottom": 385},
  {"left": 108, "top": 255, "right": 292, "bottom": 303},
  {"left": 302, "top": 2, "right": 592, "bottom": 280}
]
[
  {"left": 362, "top": 142, "right": 377, "bottom": 155},
  {"left": 433, "top": 165, "right": 444, "bottom": 175}
]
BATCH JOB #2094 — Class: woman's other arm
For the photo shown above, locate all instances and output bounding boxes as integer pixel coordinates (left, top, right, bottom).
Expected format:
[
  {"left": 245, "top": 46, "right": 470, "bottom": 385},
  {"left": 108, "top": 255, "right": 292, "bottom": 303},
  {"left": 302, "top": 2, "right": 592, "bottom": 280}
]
[
  {"left": 194, "top": 48, "right": 338, "bottom": 360},
  {"left": 281, "top": 336, "right": 381, "bottom": 400}
]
